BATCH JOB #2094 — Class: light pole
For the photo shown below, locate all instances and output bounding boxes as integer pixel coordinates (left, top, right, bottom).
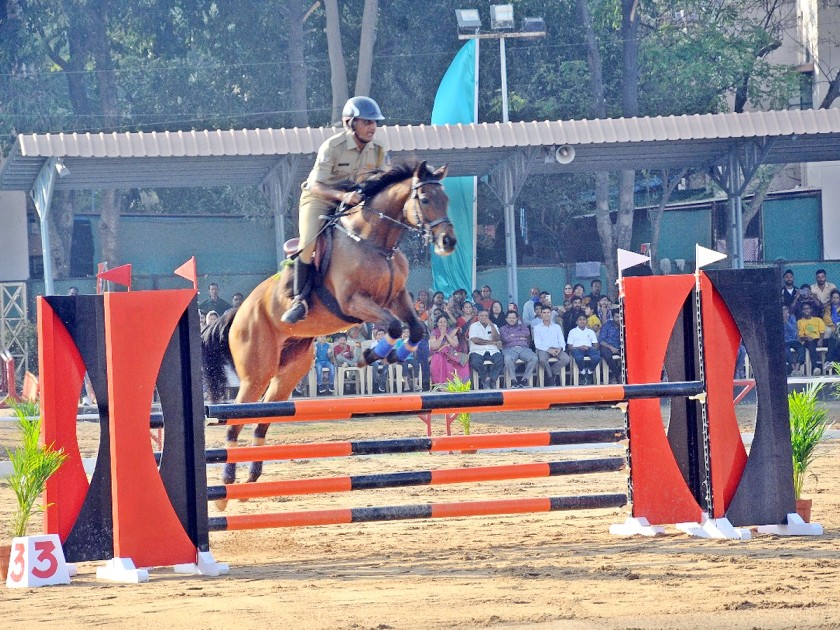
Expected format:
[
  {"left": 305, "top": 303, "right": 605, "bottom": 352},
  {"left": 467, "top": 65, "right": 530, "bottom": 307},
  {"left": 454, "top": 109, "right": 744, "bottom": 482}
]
[{"left": 456, "top": 5, "right": 545, "bottom": 306}]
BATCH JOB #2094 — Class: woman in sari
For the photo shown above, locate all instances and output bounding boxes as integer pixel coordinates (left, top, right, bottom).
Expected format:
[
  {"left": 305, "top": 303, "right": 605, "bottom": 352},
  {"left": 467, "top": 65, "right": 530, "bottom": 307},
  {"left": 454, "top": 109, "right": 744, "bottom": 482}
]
[{"left": 429, "top": 314, "right": 469, "bottom": 385}]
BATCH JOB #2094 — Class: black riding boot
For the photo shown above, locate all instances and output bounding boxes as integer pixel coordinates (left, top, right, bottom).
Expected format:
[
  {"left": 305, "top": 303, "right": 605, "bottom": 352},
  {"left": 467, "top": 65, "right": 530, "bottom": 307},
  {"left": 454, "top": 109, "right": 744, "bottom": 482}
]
[{"left": 281, "top": 259, "right": 313, "bottom": 324}]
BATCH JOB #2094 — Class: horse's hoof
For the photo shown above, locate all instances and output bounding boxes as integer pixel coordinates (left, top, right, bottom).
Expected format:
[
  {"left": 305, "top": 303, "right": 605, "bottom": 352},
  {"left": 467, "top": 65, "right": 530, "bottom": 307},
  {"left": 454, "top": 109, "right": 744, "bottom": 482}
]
[{"left": 214, "top": 498, "right": 229, "bottom": 512}]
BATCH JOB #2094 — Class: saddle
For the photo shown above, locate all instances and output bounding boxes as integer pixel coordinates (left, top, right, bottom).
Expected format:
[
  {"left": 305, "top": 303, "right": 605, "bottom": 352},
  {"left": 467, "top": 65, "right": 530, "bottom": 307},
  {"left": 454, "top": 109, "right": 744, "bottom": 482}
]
[{"left": 283, "top": 221, "right": 361, "bottom": 324}]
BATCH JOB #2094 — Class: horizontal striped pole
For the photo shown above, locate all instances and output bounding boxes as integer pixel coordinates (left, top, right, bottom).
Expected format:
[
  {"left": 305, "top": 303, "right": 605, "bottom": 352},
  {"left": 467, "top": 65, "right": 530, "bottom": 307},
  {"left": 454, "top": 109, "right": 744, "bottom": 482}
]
[
  {"left": 204, "top": 428, "right": 626, "bottom": 464},
  {"left": 206, "top": 457, "right": 626, "bottom": 501},
  {"left": 206, "top": 380, "right": 703, "bottom": 425},
  {"left": 208, "top": 493, "right": 628, "bottom": 531}
]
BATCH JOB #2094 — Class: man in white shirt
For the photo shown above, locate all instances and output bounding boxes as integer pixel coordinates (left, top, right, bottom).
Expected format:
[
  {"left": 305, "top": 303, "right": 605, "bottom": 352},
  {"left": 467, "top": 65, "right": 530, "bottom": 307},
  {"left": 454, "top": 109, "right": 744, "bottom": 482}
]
[
  {"left": 811, "top": 268, "right": 837, "bottom": 308},
  {"left": 468, "top": 310, "right": 505, "bottom": 389},
  {"left": 532, "top": 309, "right": 571, "bottom": 387},
  {"left": 566, "top": 314, "right": 601, "bottom": 385}
]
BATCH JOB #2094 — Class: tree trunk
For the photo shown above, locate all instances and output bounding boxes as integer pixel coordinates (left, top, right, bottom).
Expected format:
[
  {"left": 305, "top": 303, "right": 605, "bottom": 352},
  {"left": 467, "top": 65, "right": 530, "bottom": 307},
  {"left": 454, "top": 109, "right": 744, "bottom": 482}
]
[
  {"left": 287, "top": 0, "right": 309, "bottom": 128},
  {"left": 820, "top": 71, "right": 840, "bottom": 110},
  {"left": 324, "top": 0, "right": 349, "bottom": 123},
  {"left": 578, "top": 0, "right": 616, "bottom": 291},
  {"left": 354, "top": 0, "right": 378, "bottom": 97},
  {"left": 616, "top": 0, "right": 640, "bottom": 268},
  {"left": 50, "top": 191, "right": 75, "bottom": 279},
  {"left": 90, "top": 0, "right": 121, "bottom": 267},
  {"left": 649, "top": 169, "right": 687, "bottom": 273}
]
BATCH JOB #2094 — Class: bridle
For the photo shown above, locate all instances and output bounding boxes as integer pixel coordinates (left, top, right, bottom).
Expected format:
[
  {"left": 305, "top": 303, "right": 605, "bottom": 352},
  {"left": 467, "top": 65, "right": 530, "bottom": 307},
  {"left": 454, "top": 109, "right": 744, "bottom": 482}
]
[{"left": 407, "top": 177, "right": 453, "bottom": 246}]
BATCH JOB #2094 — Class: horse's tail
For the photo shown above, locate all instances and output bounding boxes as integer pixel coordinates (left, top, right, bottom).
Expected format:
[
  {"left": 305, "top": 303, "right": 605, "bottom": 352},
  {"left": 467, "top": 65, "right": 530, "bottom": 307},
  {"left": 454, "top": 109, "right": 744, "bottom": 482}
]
[{"left": 201, "top": 307, "right": 237, "bottom": 403}]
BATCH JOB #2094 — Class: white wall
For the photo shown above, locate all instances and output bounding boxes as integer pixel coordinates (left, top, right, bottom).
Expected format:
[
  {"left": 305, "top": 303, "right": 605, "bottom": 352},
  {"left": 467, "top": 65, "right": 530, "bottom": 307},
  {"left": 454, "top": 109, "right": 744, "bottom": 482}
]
[
  {"left": 806, "top": 162, "right": 840, "bottom": 259},
  {"left": 0, "top": 191, "right": 29, "bottom": 281}
]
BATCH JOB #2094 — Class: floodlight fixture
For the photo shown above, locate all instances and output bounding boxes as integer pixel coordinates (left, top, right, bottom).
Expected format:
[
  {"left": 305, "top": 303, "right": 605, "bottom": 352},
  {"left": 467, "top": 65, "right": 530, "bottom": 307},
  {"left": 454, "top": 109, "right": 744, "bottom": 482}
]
[
  {"left": 490, "top": 4, "right": 514, "bottom": 30},
  {"left": 55, "top": 159, "right": 69, "bottom": 178},
  {"left": 455, "top": 9, "right": 482, "bottom": 30}
]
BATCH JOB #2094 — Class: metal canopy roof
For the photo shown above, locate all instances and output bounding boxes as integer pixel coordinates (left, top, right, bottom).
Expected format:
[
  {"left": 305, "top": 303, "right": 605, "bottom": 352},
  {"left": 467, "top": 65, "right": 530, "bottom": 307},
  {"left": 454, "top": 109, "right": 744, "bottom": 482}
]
[{"left": 3, "top": 108, "right": 840, "bottom": 192}]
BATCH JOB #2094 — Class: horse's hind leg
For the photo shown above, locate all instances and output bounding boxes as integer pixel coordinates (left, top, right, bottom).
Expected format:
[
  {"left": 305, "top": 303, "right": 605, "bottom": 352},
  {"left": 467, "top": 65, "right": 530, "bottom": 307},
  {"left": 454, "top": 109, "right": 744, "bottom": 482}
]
[{"left": 245, "top": 337, "right": 315, "bottom": 484}]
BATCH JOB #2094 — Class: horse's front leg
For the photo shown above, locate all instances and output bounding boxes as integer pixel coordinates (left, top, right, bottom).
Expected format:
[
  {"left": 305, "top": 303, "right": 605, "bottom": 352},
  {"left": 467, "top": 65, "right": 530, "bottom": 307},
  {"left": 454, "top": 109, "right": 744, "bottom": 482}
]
[
  {"left": 341, "top": 294, "right": 403, "bottom": 366},
  {"left": 387, "top": 289, "right": 426, "bottom": 362}
]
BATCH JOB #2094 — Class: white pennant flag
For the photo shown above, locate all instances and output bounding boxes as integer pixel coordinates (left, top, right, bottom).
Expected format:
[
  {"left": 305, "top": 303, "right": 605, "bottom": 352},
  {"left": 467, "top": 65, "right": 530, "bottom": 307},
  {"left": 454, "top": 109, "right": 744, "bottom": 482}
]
[
  {"left": 617, "top": 249, "right": 651, "bottom": 272},
  {"left": 695, "top": 244, "right": 727, "bottom": 269}
]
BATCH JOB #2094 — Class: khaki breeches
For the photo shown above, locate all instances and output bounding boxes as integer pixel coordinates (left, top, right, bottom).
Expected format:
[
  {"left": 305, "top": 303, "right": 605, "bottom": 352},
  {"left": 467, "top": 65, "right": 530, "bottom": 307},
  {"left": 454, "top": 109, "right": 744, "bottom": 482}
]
[{"left": 297, "top": 191, "right": 332, "bottom": 260}]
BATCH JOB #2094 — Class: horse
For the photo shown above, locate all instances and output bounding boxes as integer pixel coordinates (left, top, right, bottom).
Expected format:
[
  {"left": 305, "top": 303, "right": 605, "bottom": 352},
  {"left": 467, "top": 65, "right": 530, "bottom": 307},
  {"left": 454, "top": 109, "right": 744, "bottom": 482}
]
[{"left": 202, "top": 160, "right": 456, "bottom": 509}]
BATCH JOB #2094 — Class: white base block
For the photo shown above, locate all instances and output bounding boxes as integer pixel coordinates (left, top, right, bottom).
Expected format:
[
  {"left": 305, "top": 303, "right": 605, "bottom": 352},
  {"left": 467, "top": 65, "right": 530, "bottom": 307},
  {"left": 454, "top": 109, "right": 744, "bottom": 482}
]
[
  {"left": 5, "top": 534, "right": 72, "bottom": 588},
  {"left": 757, "top": 513, "right": 824, "bottom": 536},
  {"left": 67, "top": 563, "right": 77, "bottom": 577},
  {"left": 609, "top": 517, "right": 665, "bottom": 537},
  {"left": 675, "top": 514, "right": 751, "bottom": 540},
  {"left": 173, "top": 551, "right": 230, "bottom": 577},
  {"left": 96, "top": 558, "right": 149, "bottom": 583}
]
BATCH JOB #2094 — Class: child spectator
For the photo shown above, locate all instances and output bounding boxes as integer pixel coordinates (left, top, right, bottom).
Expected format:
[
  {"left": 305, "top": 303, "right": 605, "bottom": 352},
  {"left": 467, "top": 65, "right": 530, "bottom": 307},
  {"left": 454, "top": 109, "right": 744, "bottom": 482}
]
[
  {"left": 783, "top": 305, "right": 799, "bottom": 375},
  {"left": 314, "top": 335, "right": 335, "bottom": 394},
  {"left": 796, "top": 303, "right": 826, "bottom": 375}
]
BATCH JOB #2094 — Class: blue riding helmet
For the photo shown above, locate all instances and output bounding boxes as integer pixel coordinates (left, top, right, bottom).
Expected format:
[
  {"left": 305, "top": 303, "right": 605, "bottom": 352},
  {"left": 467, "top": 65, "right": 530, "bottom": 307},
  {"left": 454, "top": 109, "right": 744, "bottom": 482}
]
[{"left": 342, "top": 96, "right": 385, "bottom": 123}]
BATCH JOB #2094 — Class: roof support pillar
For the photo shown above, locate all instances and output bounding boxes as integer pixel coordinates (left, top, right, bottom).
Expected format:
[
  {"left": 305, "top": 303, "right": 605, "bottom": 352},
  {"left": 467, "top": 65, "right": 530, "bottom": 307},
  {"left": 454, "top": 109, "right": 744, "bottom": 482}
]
[
  {"left": 32, "top": 158, "right": 59, "bottom": 295},
  {"left": 486, "top": 148, "right": 540, "bottom": 304},
  {"left": 261, "top": 156, "right": 301, "bottom": 267},
  {"left": 709, "top": 138, "right": 775, "bottom": 270}
]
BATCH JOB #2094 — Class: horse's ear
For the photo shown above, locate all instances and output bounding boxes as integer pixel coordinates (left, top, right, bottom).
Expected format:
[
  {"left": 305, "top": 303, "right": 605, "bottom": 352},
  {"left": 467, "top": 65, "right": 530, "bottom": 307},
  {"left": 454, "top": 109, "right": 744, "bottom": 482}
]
[
  {"left": 432, "top": 164, "right": 448, "bottom": 180},
  {"left": 414, "top": 160, "right": 428, "bottom": 178}
]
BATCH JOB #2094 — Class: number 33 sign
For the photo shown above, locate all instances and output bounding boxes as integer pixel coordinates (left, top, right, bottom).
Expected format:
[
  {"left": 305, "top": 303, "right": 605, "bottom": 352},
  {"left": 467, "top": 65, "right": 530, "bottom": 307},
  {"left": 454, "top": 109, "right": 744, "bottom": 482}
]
[{"left": 6, "top": 534, "right": 71, "bottom": 588}]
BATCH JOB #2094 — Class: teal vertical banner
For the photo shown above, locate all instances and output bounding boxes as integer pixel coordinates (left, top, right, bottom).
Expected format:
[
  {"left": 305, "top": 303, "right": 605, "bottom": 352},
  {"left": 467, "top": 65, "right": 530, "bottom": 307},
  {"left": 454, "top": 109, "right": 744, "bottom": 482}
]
[{"left": 431, "top": 40, "right": 476, "bottom": 296}]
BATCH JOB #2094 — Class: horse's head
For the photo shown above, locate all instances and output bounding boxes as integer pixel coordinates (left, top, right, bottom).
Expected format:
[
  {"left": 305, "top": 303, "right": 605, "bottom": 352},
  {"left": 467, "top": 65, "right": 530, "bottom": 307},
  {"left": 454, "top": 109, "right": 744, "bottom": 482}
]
[{"left": 405, "top": 161, "right": 457, "bottom": 256}]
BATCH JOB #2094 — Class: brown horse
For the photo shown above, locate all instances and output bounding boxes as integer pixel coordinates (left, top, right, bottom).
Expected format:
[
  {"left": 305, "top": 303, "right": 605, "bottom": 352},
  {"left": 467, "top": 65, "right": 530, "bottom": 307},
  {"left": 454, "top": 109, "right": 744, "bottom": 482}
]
[{"left": 202, "top": 160, "right": 456, "bottom": 509}]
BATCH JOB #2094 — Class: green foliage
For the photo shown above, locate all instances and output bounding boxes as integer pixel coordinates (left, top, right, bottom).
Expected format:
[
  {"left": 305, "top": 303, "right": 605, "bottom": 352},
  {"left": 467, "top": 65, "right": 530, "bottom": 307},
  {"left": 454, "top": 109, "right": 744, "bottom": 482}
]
[
  {"left": 436, "top": 375, "right": 472, "bottom": 435},
  {"left": 4, "top": 401, "right": 67, "bottom": 538},
  {"left": 788, "top": 381, "right": 833, "bottom": 500}
]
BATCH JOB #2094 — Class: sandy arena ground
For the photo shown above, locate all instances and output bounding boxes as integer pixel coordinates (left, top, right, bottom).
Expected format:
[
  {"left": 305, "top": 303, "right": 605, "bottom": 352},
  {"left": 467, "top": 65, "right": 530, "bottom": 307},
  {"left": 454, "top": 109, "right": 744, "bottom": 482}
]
[{"left": 1, "top": 401, "right": 840, "bottom": 629}]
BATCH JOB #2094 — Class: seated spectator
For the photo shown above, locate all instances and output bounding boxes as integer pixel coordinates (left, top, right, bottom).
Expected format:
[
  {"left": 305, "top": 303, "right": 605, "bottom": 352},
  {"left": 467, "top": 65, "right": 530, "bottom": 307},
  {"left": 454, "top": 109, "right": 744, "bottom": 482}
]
[
  {"left": 562, "top": 283, "right": 574, "bottom": 304},
  {"left": 823, "top": 289, "right": 840, "bottom": 364},
  {"left": 499, "top": 310, "right": 538, "bottom": 388},
  {"left": 567, "top": 314, "right": 601, "bottom": 385},
  {"left": 532, "top": 308, "right": 571, "bottom": 387},
  {"left": 796, "top": 284, "right": 821, "bottom": 319},
  {"left": 205, "top": 310, "right": 220, "bottom": 327},
  {"left": 562, "top": 296, "right": 585, "bottom": 334},
  {"left": 598, "top": 308, "right": 622, "bottom": 383},
  {"left": 416, "top": 289, "right": 432, "bottom": 311},
  {"left": 368, "top": 329, "right": 390, "bottom": 393},
  {"left": 596, "top": 296, "right": 612, "bottom": 327},
  {"left": 811, "top": 268, "right": 837, "bottom": 308},
  {"left": 429, "top": 314, "right": 469, "bottom": 386},
  {"left": 783, "top": 305, "right": 799, "bottom": 375},
  {"left": 584, "top": 305, "right": 601, "bottom": 333},
  {"left": 477, "top": 285, "right": 494, "bottom": 312},
  {"left": 797, "top": 303, "right": 826, "bottom": 375},
  {"left": 521, "top": 286, "right": 541, "bottom": 327},
  {"left": 432, "top": 291, "right": 446, "bottom": 312},
  {"left": 414, "top": 299, "right": 430, "bottom": 322},
  {"left": 539, "top": 292, "right": 560, "bottom": 324},
  {"left": 457, "top": 301, "right": 479, "bottom": 337},
  {"left": 448, "top": 288, "right": 468, "bottom": 320},
  {"left": 586, "top": 279, "right": 604, "bottom": 307},
  {"left": 395, "top": 327, "right": 420, "bottom": 391},
  {"left": 530, "top": 303, "right": 544, "bottom": 330},
  {"left": 332, "top": 332, "right": 360, "bottom": 368},
  {"left": 572, "top": 284, "right": 586, "bottom": 301},
  {"left": 314, "top": 335, "right": 335, "bottom": 394},
  {"left": 489, "top": 300, "right": 506, "bottom": 327},
  {"left": 781, "top": 269, "right": 799, "bottom": 310},
  {"left": 468, "top": 310, "right": 505, "bottom": 389},
  {"left": 471, "top": 289, "right": 483, "bottom": 307}
]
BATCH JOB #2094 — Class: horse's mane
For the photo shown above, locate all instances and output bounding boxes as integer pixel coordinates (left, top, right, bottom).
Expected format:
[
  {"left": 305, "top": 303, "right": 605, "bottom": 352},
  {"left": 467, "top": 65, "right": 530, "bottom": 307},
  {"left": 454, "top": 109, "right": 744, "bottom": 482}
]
[{"left": 335, "top": 161, "right": 428, "bottom": 199}]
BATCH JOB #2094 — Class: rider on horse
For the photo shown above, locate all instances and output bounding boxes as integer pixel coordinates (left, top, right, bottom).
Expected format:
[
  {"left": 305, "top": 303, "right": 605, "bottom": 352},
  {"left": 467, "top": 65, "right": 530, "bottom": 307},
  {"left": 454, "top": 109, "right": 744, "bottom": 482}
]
[{"left": 281, "top": 96, "right": 391, "bottom": 324}]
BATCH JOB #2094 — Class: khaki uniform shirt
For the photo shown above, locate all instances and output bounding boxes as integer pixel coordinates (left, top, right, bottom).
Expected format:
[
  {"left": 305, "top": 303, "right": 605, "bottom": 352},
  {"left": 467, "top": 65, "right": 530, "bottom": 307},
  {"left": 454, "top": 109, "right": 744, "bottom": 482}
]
[{"left": 306, "top": 129, "right": 390, "bottom": 189}]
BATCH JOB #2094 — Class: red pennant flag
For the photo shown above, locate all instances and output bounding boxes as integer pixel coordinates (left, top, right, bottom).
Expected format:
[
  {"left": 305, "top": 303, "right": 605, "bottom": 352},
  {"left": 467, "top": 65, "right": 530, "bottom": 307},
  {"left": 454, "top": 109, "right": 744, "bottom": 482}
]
[
  {"left": 97, "top": 264, "right": 132, "bottom": 291},
  {"left": 174, "top": 256, "right": 198, "bottom": 290}
]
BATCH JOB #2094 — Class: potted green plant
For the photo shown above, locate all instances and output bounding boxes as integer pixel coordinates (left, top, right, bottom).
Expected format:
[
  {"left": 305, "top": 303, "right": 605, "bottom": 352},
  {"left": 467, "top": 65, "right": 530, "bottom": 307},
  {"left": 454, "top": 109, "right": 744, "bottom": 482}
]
[
  {"left": 788, "top": 380, "right": 833, "bottom": 522},
  {"left": 1, "top": 400, "right": 67, "bottom": 582},
  {"left": 436, "top": 375, "right": 473, "bottom": 436}
]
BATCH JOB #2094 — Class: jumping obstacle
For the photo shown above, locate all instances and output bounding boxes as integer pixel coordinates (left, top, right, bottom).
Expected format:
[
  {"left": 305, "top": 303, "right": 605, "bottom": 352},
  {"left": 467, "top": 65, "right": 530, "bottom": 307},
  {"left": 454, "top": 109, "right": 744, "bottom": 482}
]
[{"left": 36, "top": 267, "right": 816, "bottom": 583}]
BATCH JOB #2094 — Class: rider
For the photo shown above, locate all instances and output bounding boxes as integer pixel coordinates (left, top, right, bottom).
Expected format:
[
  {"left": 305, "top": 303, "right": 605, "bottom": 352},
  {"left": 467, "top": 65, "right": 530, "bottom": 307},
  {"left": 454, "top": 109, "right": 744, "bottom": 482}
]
[{"left": 281, "top": 96, "right": 391, "bottom": 324}]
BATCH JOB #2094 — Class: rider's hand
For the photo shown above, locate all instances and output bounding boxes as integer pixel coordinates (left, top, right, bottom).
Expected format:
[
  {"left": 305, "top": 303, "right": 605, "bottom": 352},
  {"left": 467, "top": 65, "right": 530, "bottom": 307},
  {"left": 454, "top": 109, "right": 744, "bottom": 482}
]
[{"left": 342, "top": 190, "right": 363, "bottom": 206}]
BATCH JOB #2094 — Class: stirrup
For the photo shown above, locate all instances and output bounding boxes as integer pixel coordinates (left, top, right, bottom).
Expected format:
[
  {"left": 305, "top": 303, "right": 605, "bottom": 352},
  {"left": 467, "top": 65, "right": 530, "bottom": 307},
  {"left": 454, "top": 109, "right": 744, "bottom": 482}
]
[{"left": 281, "top": 296, "right": 309, "bottom": 324}]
